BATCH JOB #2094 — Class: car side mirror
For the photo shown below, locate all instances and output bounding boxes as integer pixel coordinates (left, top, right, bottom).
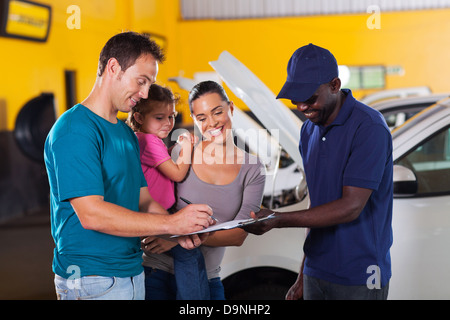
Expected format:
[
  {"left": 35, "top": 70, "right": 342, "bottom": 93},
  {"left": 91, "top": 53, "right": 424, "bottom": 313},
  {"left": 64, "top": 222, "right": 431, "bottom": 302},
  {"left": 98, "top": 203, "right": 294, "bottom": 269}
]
[{"left": 393, "top": 164, "right": 418, "bottom": 196}]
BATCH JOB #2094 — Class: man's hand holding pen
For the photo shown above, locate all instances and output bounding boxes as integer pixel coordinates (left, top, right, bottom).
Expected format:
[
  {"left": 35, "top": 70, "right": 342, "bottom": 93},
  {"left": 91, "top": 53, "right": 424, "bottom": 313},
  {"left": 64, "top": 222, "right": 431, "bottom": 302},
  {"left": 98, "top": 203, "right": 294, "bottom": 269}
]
[{"left": 180, "top": 197, "right": 219, "bottom": 223}]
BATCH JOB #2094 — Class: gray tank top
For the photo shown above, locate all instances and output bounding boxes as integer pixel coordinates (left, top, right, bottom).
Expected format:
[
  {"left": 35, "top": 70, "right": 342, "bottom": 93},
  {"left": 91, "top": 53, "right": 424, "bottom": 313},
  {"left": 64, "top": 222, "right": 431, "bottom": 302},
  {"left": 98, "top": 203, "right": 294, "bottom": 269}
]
[{"left": 143, "top": 151, "right": 266, "bottom": 279}]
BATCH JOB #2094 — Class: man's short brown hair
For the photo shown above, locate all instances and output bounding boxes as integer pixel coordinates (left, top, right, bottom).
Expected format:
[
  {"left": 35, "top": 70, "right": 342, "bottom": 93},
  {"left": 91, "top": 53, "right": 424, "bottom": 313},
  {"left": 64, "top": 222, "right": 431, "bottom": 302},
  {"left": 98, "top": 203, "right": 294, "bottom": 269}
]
[{"left": 97, "top": 31, "right": 165, "bottom": 77}]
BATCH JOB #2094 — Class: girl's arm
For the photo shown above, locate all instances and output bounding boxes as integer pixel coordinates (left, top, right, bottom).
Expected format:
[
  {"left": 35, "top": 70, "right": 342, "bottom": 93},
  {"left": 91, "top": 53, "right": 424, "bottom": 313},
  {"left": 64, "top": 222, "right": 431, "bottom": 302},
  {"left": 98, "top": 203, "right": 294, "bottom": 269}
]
[{"left": 157, "top": 133, "right": 194, "bottom": 182}]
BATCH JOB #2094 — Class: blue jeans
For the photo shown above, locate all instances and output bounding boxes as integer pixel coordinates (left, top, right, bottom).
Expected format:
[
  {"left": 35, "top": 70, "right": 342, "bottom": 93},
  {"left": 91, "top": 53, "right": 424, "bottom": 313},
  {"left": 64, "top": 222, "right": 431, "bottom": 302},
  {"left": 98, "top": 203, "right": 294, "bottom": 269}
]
[
  {"left": 171, "top": 245, "right": 210, "bottom": 300},
  {"left": 54, "top": 271, "right": 145, "bottom": 300},
  {"left": 144, "top": 267, "right": 225, "bottom": 300}
]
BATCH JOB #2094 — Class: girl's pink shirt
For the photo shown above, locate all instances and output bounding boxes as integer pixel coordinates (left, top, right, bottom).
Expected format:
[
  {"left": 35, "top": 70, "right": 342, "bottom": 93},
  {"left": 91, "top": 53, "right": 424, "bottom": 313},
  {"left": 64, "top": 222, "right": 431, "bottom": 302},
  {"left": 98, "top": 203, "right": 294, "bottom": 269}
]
[{"left": 136, "top": 132, "right": 175, "bottom": 210}]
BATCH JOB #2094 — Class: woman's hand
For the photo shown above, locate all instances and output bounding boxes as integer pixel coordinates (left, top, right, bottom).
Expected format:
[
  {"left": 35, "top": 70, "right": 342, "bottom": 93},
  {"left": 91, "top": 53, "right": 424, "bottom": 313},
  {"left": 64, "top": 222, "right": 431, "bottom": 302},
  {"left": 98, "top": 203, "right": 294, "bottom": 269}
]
[
  {"left": 176, "top": 232, "right": 210, "bottom": 250},
  {"left": 141, "top": 232, "right": 211, "bottom": 254},
  {"left": 141, "top": 236, "right": 177, "bottom": 254}
]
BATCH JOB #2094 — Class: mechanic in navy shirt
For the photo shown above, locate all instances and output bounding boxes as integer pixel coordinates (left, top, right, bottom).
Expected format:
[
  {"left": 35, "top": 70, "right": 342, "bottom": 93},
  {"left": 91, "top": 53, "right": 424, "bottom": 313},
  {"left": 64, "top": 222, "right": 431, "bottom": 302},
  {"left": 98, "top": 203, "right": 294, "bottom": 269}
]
[{"left": 244, "top": 44, "right": 393, "bottom": 300}]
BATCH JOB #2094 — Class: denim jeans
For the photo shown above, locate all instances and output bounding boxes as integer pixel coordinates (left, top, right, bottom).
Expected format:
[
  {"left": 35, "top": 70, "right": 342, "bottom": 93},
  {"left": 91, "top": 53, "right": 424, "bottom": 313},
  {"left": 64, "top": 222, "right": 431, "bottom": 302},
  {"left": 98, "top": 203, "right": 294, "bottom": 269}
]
[
  {"left": 144, "top": 267, "right": 225, "bottom": 300},
  {"left": 303, "top": 274, "right": 389, "bottom": 300},
  {"left": 54, "top": 271, "right": 145, "bottom": 300},
  {"left": 171, "top": 245, "right": 210, "bottom": 300}
]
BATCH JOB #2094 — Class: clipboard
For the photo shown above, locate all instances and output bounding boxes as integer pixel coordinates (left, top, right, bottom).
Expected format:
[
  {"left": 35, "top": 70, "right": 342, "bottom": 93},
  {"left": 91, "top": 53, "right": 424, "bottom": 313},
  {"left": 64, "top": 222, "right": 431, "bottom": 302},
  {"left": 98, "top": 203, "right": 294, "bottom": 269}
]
[{"left": 171, "top": 213, "right": 275, "bottom": 238}]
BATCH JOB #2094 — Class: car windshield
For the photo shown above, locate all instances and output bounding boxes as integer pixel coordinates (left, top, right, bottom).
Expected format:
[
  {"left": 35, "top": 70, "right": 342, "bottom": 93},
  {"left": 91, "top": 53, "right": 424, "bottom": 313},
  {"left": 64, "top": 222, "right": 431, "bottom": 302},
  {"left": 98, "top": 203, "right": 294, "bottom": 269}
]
[
  {"left": 381, "top": 102, "right": 439, "bottom": 130},
  {"left": 395, "top": 124, "right": 450, "bottom": 196},
  {"left": 391, "top": 103, "right": 448, "bottom": 139}
]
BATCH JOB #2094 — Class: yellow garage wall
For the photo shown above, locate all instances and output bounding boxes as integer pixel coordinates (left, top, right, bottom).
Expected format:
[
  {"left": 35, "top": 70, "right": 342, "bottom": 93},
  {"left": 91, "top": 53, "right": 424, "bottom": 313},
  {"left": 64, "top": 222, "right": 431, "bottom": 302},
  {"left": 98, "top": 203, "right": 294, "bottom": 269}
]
[
  {"left": 133, "top": 0, "right": 180, "bottom": 81},
  {"left": 0, "top": 0, "right": 167, "bottom": 130},
  {"left": 2, "top": 0, "right": 450, "bottom": 129},
  {"left": 172, "top": 8, "right": 450, "bottom": 121},
  {"left": 1, "top": 0, "right": 115, "bottom": 129}
]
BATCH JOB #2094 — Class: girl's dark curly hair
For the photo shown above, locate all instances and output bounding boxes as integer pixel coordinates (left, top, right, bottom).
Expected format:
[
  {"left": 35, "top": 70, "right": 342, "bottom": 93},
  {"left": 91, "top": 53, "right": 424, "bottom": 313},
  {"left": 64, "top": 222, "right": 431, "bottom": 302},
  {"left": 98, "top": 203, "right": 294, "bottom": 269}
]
[{"left": 127, "top": 84, "right": 179, "bottom": 132}]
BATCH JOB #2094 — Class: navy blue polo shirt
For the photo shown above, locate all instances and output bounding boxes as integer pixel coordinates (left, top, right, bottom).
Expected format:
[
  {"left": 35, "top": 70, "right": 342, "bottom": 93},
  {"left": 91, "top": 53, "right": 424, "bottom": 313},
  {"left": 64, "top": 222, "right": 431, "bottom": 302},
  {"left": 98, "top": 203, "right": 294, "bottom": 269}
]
[{"left": 299, "top": 89, "right": 393, "bottom": 287}]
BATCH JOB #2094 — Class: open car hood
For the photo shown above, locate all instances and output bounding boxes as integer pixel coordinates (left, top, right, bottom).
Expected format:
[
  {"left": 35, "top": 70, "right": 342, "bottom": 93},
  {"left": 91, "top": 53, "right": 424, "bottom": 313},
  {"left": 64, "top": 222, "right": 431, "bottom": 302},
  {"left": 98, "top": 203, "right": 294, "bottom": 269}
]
[
  {"left": 209, "top": 51, "right": 303, "bottom": 167},
  {"left": 169, "top": 76, "right": 280, "bottom": 169}
]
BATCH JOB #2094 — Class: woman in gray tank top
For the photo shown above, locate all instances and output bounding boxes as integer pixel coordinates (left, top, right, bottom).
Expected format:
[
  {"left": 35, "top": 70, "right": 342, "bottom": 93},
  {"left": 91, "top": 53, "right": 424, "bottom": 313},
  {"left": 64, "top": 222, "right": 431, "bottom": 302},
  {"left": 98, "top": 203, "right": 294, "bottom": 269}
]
[{"left": 142, "top": 81, "right": 266, "bottom": 299}]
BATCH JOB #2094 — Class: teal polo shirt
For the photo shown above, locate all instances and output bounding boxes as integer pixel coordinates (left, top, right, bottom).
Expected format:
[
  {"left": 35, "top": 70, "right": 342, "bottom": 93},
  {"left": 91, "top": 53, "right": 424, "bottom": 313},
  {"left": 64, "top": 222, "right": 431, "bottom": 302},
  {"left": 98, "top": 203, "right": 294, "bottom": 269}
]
[
  {"left": 44, "top": 104, "right": 147, "bottom": 279},
  {"left": 299, "top": 89, "right": 393, "bottom": 287}
]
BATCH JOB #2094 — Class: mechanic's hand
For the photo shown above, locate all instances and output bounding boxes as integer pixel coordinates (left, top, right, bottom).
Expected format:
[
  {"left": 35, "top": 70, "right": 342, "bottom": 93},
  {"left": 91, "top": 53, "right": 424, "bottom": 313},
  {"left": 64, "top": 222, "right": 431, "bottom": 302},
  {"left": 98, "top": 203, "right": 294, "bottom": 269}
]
[
  {"left": 285, "top": 274, "right": 304, "bottom": 300},
  {"left": 242, "top": 208, "right": 276, "bottom": 235}
]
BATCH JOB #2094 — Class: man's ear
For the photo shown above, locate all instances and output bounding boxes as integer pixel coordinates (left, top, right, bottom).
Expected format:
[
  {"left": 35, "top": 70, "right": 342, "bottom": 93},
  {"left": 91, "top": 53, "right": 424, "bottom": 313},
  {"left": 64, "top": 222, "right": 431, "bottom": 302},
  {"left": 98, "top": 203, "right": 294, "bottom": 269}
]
[
  {"left": 106, "top": 58, "right": 122, "bottom": 78},
  {"left": 329, "top": 77, "right": 341, "bottom": 93}
]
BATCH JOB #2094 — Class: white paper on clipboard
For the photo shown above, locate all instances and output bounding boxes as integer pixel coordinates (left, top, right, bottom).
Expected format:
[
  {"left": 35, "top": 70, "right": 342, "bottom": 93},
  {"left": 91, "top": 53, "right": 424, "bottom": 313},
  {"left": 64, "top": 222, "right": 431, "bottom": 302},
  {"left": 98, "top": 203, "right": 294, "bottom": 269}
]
[{"left": 171, "top": 213, "right": 275, "bottom": 238}]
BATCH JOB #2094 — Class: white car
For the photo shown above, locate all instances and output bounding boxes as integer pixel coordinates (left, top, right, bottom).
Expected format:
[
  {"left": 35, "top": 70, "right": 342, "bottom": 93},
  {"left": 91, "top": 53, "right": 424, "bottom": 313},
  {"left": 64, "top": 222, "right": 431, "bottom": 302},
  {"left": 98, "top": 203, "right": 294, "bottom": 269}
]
[
  {"left": 359, "top": 86, "right": 432, "bottom": 105},
  {"left": 208, "top": 51, "right": 450, "bottom": 299},
  {"left": 389, "top": 99, "right": 450, "bottom": 299},
  {"left": 370, "top": 93, "right": 450, "bottom": 130}
]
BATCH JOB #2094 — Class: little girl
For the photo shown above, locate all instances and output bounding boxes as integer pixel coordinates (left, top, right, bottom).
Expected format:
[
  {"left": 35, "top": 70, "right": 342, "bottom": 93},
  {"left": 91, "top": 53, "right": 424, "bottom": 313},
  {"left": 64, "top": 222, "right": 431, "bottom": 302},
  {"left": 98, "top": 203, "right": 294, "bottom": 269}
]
[{"left": 128, "top": 84, "right": 210, "bottom": 300}]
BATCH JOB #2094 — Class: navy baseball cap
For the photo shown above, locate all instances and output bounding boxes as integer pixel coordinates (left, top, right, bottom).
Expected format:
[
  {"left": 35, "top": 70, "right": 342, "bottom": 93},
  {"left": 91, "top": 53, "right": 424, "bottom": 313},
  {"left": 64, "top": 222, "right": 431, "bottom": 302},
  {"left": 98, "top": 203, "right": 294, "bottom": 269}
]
[{"left": 277, "top": 43, "right": 339, "bottom": 102}]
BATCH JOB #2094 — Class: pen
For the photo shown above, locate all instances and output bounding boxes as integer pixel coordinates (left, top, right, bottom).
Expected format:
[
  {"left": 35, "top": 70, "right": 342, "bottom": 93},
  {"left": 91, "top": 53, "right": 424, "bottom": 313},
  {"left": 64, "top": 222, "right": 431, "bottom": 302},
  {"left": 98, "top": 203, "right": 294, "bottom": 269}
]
[{"left": 180, "top": 197, "right": 219, "bottom": 222}]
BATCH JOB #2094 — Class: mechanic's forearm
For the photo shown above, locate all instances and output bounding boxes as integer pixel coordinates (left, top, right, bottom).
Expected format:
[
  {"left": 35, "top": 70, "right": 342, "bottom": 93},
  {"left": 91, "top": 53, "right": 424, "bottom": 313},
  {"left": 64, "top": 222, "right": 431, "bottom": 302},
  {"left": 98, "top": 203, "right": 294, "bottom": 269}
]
[
  {"left": 274, "top": 187, "right": 371, "bottom": 229},
  {"left": 274, "top": 198, "right": 365, "bottom": 228},
  {"left": 274, "top": 200, "right": 356, "bottom": 228}
]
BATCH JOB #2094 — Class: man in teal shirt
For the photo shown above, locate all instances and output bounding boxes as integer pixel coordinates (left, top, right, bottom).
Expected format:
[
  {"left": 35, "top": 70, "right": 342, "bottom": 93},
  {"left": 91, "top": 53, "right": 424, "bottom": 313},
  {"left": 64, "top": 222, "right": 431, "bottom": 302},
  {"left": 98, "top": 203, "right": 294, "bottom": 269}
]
[{"left": 44, "top": 32, "right": 214, "bottom": 300}]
